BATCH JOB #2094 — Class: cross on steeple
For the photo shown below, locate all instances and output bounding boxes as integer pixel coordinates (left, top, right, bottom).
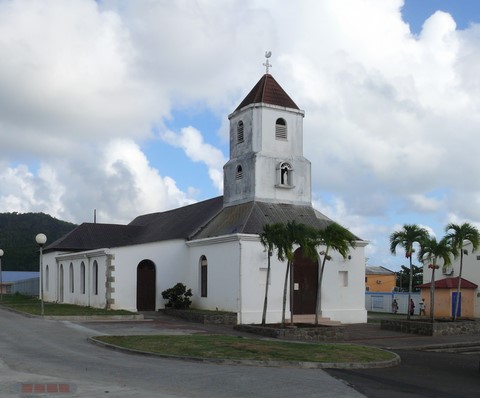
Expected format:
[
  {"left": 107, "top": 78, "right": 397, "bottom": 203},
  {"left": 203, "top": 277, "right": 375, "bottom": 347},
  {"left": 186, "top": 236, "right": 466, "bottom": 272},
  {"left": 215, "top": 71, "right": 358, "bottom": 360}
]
[{"left": 263, "top": 51, "right": 272, "bottom": 74}]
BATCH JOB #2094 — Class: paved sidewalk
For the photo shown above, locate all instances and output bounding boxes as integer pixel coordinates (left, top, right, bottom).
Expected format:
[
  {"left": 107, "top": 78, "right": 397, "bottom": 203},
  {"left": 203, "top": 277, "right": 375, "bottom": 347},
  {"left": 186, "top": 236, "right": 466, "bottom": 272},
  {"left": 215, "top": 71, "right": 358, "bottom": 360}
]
[{"left": 133, "top": 311, "right": 480, "bottom": 352}]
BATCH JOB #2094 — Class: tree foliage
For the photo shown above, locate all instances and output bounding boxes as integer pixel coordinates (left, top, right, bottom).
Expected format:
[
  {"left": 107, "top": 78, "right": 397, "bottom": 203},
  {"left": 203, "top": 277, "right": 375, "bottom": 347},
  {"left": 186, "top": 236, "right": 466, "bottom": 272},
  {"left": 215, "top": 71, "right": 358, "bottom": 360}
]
[
  {"left": 390, "top": 224, "right": 429, "bottom": 320},
  {"left": 314, "top": 222, "right": 356, "bottom": 324},
  {"left": 418, "top": 235, "right": 454, "bottom": 322},
  {"left": 161, "top": 283, "right": 192, "bottom": 309},
  {"left": 396, "top": 264, "right": 423, "bottom": 290},
  {"left": 0, "top": 212, "right": 77, "bottom": 271},
  {"left": 445, "top": 222, "right": 480, "bottom": 320}
]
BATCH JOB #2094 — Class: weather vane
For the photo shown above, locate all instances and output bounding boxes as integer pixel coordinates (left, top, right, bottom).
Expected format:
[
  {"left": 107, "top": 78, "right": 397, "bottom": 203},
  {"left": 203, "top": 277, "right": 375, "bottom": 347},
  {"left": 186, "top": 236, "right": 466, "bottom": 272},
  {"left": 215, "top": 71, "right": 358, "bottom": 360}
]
[{"left": 263, "top": 51, "right": 272, "bottom": 74}]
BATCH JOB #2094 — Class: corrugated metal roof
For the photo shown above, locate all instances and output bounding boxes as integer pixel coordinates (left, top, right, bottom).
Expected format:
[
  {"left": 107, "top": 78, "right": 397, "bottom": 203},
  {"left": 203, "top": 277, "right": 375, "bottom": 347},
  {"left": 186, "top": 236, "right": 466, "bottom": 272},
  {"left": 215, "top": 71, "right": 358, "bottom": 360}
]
[
  {"left": 366, "top": 266, "right": 395, "bottom": 275},
  {"left": 235, "top": 74, "right": 299, "bottom": 112}
]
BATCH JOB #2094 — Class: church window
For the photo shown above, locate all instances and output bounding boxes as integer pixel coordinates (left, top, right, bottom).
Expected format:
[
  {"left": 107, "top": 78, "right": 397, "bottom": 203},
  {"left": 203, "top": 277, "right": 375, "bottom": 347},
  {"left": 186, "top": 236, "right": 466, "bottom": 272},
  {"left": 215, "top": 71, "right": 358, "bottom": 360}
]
[
  {"left": 236, "top": 165, "right": 243, "bottom": 180},
  {"left": 80, "top": 262, "right": 86, "bottom": 294},
  {"left": 278, "top": 161, "right": 293, "bottom": 186},
  {"left": 200, "top": 256, "right": 208, "bottom": 297},
  {"left": 237, "top": 120, "right": 244, "bottom": 143},
  {"left": 339, "top": 271, "right": 348, "bottom": 287},
  {"left": 93, "top": 260, "right": 98, "bottom": 295},
  {"left": 69, "top": 263, "right": 74, "bottom": 293},
  {"left": 275, "top": 118, "right": 287, "bottom": 140},
  {"left": 45, "top": 265, "right": 49, "bottom": 292}
]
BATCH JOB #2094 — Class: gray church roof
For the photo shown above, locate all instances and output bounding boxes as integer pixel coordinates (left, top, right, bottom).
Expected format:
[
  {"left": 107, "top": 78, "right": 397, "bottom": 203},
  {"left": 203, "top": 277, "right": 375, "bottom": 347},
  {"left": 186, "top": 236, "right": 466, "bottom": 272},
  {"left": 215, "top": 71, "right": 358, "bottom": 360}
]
[
  {"left": 44, "top": 196, "right": 223, "bottom": 252},
  {"left": 235, "top": 74, "right": 299, "bottom": 111},
  {"left": 191, "top": 201, "right": 335, "bottom": 239},
  {"left": 44, "top": 197, "right": 357, "bottom": 253}
]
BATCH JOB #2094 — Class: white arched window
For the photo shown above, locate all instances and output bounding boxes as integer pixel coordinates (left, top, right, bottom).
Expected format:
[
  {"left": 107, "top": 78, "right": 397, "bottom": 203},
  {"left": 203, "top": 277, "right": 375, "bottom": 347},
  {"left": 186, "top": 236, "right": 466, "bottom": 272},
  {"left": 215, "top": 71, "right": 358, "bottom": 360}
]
[
  {"left": 69, "top": 263, "right": 74, "bottom": 293},
  {"left": 236, "top": 165, "right": 243, "bottom": 180},
  {"left": 237, "top": 120, "right": 244, "bottom": 143},
  {"left": 80, "top": 262, "right": 86, "bottom": 294},
  {"left": 45, "top": 265, "right": 49, "bottom": 292},
  {"left": 200, "top": 256, "right": 208, "bottom": 297},
  {"left": 278, "top": 161, "right": 293, "bottom": 187},
  {"left": 275, "top": 118, "right": 287, "bottom": 140},
  {"left": 93, "top": 260, "right": 98, "bottom": 295}
]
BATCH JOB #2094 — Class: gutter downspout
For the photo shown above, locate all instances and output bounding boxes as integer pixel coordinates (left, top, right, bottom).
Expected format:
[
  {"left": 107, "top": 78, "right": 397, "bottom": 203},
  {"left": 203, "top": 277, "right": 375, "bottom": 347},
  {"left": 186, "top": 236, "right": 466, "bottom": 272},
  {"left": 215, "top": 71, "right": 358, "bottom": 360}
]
[
  {"left": 238, "top": 239, "right": 243, "bottom": 325},
  {"left": 87, "top": 257, "right": 91, "bottom": 307}
]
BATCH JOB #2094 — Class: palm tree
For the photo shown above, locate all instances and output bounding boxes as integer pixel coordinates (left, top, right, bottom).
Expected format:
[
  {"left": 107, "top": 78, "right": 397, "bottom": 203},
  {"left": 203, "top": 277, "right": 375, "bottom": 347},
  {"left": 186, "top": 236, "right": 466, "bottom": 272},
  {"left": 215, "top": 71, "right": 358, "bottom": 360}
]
[
  {"left": 258, "top": 222, "right": 291, "bottom": 327},
  {"left": 418, "top": 235, "right": 454, "bottom": 322},
  {"left": 390, "top": 224, "right": 429, "bottom": 320},
  {"left": 259, "top": 223, "right": 284, "bottom": 325},
  {"left": 314, "top": 222, "right": 356, "bottom": 325},
  {"left": 445, "top": 222, "right": 480, "bottom": 321}
]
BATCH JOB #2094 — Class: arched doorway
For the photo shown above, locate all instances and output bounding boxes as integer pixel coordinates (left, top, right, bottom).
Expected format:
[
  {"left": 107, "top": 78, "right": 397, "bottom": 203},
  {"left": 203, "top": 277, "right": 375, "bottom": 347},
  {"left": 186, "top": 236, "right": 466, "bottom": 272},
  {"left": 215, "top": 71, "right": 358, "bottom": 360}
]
[
  {"left": 136, "top": 260, "right": 156, "bottom": 311},
  {"left": 292, "top": 248, "right": 318, "bottom": 314},
  {"left": 59, "top": 264, "right": 64, "bottom": 303}
]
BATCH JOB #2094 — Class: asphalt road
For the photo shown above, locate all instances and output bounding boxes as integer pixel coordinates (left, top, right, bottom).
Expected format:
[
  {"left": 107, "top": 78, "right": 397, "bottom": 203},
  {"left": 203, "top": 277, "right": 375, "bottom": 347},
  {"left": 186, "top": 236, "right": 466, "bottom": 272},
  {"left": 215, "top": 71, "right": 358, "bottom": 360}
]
[
  {"left": 0, "top": 308, "right": 365, "bottom": 398},
  {"left": 327, "top": 348, "right": 480, "bottom": 398}
]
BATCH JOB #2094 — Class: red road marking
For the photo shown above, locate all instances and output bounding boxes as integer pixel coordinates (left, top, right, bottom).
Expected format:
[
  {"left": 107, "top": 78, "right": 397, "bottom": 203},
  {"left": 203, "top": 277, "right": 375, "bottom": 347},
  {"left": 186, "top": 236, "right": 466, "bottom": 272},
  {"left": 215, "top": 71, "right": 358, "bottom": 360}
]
[{"left": 20, "top": 383, "right": 72, "bottom": 394}]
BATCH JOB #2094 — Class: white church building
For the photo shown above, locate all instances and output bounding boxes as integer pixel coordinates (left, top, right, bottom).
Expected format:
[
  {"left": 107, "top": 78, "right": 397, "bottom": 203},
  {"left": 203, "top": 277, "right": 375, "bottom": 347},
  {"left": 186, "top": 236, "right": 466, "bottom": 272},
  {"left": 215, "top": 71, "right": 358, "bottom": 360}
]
[{"left": 41, "top": 70, "right": 368, "bottom": 324}]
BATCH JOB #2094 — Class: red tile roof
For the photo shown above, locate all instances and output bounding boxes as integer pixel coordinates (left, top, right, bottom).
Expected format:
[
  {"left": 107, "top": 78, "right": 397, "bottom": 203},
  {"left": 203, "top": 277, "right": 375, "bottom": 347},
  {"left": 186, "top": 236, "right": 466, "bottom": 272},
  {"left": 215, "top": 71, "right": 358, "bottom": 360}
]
[
  {"left": 235, "top": 74, "right": 299, "bottom": 111},
  {"left": 417, "top": 277, "right": 478, "bottom": 289}
]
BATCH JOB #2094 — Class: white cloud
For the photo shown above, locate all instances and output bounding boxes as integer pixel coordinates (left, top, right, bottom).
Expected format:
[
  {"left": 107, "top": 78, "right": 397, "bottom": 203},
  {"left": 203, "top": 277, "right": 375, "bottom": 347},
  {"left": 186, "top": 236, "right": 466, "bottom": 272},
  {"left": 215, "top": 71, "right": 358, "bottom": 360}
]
[
  {"left": 161, "top": 127, "right": 227, "bottom": 192},
  {"left": 1, "top": 0, "right": 480, "bottom": 269},
  {"left": 407, "top": 194, "right": 443, "bottom": 212}
]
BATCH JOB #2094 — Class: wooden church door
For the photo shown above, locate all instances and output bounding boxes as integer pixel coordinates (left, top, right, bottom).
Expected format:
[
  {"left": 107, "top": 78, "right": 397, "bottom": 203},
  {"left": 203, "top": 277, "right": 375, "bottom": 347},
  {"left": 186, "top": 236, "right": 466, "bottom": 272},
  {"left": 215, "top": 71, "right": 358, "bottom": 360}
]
[
  {"left": 136, "top": 260, "right": 156, "bottom": 311},
  {"left": 292, "top": 248, "right": 318, "bottom": 314}
]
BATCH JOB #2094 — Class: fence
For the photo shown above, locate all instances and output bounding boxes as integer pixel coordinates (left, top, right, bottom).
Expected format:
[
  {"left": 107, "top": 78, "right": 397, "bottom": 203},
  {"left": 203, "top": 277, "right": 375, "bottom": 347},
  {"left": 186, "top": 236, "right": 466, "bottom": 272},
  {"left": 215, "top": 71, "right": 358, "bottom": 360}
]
[{"left": 365, "top": 291, "right": 421, "bottom": 314}]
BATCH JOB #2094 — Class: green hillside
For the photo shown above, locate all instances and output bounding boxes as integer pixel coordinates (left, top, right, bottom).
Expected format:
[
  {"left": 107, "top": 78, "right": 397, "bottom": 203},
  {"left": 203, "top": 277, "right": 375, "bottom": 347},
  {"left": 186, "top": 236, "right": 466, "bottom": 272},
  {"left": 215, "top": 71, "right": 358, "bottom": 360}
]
[{"left": 0, "top": 213, "right": 77, "bottom": 271}]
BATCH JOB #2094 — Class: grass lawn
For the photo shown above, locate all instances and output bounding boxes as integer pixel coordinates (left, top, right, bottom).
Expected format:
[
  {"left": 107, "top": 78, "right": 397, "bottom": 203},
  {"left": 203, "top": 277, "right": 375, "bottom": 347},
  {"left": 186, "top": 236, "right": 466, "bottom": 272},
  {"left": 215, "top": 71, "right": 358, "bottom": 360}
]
[
  {"left": 93, "top": 334, "right": 396, "bottom": 363},
  {"left": 0, "top": 293, "right": 134, "bottom": 316}
]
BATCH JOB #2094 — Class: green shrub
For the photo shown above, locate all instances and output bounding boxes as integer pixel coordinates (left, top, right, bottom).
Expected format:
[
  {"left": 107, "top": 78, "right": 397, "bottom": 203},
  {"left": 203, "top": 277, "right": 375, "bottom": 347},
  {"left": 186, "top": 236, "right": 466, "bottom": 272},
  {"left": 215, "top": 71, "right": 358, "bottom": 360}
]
[{"left": 161, "top": 283, "right": 192, "bottom": 309}]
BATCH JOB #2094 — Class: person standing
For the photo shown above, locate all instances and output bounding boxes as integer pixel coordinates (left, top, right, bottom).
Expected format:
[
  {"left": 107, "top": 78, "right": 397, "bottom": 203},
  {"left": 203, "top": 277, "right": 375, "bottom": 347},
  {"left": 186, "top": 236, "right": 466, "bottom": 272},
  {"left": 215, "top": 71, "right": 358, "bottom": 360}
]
[
  {"left": 409, "top": 298, "right": 415, "bottom": 316},
  {"left": 392, "top": 299, "right": 399, "bottom": 314},
  {"left": 419, "top": 298, "right": 426, "bottom": 317}
]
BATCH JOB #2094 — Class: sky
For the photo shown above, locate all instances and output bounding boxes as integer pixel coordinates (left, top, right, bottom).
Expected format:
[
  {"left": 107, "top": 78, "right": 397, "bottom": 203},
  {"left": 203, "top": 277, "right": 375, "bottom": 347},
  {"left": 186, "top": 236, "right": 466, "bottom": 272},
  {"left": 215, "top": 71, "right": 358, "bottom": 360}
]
[{"left": 1, "top": 0, "right": 480, "bottom": 271}]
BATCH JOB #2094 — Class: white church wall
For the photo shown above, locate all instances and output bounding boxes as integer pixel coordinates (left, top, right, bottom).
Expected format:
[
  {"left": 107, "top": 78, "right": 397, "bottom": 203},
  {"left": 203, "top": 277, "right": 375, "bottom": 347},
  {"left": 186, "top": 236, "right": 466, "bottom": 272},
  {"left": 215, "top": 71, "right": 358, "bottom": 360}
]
[
  {"left": 320, "top": 243, "right": 368, "bottom": 323},
  {"left": 111, "top": 239, "right": 188, "bottom": 312},
  {"left": 238, "top": 240, "right": 368, "bottom": 325},
  {"left": 236, "top": 237, "right": 289, "bottom": 324},
  {"left": 41, "top": 250, "right": 110, "bottom": 309},
  {"left": 187, "top": 235, "right": 291, "bottom": 324},
  {"left": 252, "top": 155, "right": 311, "bottom": 205},
  {"left": 187, "top": 237, "right": 241, "bottom": 313},
  {"left": 42, "top": 251, "right": 58, "bottom": 303},
  {"left": 255, "top": 105, "right": 305, "bottom": 156}
]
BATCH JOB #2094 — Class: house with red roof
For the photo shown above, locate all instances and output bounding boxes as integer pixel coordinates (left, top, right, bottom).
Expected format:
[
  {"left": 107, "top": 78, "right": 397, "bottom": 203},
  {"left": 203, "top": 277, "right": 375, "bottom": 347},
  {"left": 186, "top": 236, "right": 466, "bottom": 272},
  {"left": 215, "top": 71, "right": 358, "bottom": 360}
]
[
  {"left": 40, "top": 69, "right": 368, "bottom": 324},
  {"left": 421, "top": 247, "right": 480, "bottom": 318}
]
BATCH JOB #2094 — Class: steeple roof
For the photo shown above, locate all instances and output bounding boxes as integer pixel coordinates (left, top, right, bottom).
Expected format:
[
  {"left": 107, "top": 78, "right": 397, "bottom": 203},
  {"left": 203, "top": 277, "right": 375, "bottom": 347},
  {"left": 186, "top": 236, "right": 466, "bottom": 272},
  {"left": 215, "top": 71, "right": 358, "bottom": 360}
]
[{"left": 235, "top": 74, "right": 299, "bottom": 111}]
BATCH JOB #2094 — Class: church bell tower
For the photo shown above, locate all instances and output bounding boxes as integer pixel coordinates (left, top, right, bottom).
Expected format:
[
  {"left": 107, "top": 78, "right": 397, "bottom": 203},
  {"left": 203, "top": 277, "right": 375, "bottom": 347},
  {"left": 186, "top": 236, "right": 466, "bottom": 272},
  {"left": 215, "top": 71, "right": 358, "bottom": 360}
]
[{"left": 223, "top": 55, "right": 311, "bottom": 207}]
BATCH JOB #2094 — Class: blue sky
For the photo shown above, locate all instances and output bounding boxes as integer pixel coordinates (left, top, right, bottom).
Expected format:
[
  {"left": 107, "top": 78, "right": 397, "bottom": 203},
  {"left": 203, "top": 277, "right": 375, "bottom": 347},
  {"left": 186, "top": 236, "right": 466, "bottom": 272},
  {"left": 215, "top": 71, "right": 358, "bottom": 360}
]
[
  {"left": 1, "top": 0, "right": 480, "bottom": 271},
  {"left": 402, "top": 0, "right": 479, "bottom": 32}
]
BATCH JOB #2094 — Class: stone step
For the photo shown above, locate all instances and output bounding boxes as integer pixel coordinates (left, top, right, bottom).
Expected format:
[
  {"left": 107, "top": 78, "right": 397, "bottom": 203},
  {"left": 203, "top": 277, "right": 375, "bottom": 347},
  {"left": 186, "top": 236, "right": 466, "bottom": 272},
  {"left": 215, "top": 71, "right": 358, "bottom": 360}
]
[{"left": 288, "top": 314, "right": 342, "bottom": 326}]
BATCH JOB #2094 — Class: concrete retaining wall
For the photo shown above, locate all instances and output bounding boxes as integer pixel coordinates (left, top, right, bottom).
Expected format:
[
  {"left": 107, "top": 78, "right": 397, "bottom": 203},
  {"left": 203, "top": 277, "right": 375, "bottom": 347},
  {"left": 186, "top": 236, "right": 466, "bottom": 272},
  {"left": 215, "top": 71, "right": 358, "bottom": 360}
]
[
  {"left": 381, "top": 319, "right": 480, "bottom": 336},
  {"left": 234, "top": 324, "right": 346, "bottom": 342},
  {"left": 164, "top": 308, "right": 237, "bottom": 325}
]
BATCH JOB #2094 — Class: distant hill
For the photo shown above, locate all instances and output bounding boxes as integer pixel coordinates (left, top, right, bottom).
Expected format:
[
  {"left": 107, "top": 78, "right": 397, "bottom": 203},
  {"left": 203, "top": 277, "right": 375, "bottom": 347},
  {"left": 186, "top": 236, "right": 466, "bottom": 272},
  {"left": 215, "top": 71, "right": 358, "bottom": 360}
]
[{"left": 0, "top": 213, "right": 77, "bottom": 271}]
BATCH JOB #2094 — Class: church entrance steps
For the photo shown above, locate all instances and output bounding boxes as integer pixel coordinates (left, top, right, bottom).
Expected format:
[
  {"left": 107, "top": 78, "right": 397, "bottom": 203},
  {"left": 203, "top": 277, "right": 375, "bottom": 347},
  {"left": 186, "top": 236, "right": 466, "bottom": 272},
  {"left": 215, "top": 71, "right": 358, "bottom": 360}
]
[{"left": 289, "top": 314, "right": 342, "bottom": 326}]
